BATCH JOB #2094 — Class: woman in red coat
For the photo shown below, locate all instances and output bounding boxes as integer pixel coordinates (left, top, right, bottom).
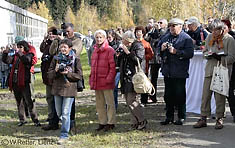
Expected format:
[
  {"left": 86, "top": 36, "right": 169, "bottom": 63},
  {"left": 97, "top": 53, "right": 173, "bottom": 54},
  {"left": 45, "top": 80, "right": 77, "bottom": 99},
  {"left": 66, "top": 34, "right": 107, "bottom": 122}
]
[{"left": 89, "top": 29, "right": 116, "bottom": 131}]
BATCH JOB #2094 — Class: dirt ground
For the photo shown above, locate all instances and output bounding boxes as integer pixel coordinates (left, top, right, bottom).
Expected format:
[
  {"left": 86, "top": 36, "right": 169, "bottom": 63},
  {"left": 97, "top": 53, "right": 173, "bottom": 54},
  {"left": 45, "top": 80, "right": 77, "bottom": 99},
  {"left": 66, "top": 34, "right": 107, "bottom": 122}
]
[{"left": 0, "top": 90, "right": 234, "bottom": 148}]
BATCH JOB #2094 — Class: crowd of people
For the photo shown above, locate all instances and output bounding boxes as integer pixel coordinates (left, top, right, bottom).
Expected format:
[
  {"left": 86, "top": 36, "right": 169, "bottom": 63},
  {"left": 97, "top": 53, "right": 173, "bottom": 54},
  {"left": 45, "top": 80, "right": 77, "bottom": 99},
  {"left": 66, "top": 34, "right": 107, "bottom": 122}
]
[{"left": 1, "top": 16, "right": 235, "bottom": 144}]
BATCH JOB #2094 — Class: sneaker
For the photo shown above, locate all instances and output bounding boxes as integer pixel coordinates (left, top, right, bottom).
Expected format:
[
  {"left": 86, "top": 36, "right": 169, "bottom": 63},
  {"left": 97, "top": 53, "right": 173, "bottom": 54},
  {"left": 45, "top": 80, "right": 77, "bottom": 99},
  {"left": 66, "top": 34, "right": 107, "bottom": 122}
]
[
  {"left": 193, "top": 118, "right": 207, "bottom": 128},
  {"left": 104, "top": 124, "right": 115, "bottom": 132},
  {"left": 57, "top": 138, "right": 67, "bottom": 145},
  {"left": 42, "top": 125, "right": 59, "bottom": 131},
  {"left": 137, "top": 119, "right": 147, "bottom": 130},
  {"left": 174, "top": 119, "right": 185, "bottom": 125},
  {"left": 95, "top": 124, "right": 106, "bottom": 131},
  {"left": 17, "top": 121, "right": 27, "bottom": 126},
  {"left": 215, "top": 118, "right": 223, "bottom": 130},
  {"left": 160, "top": 118, "right": 173, "bottom": 125}
]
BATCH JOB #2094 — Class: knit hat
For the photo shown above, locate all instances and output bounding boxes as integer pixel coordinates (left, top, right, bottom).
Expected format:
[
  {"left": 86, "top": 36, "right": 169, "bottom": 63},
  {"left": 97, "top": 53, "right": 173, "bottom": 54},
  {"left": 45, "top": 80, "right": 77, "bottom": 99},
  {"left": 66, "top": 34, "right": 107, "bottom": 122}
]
[{"left": 15, "top": 36, "right": 24, "bottom": 44}]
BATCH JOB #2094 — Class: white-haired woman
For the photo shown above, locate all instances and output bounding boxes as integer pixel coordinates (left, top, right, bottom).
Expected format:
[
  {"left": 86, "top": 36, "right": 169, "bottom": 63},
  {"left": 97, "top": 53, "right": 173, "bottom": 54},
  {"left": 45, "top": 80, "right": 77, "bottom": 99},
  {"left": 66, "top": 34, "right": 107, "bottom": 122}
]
[
  {"left": 116, "top": 30, "right": 147, "bottom": 130},
  {"left": 89, "top": 29, "right": 117, "bottom": 132},
  {"left": 193, "top": 19, "right": 235, "bottom": 129}
]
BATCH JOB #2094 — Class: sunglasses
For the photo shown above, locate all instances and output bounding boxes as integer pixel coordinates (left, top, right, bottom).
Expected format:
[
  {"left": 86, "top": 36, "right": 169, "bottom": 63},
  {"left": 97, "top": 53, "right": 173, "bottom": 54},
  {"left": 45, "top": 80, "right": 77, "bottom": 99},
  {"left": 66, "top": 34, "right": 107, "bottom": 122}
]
[{"left": 158, "top": 22, "right": 163, "bottom": 24}]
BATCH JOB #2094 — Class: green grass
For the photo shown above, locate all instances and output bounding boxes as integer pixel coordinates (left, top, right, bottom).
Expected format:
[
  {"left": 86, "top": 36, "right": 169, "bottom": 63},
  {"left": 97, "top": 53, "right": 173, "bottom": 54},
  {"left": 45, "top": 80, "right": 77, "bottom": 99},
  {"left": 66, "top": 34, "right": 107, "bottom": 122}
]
[
  {"left": 0, "top": 96, "right": 166, "bottom": 148},
  {"left": 0, "top": 50, "right": 168, "bottom": 148}
]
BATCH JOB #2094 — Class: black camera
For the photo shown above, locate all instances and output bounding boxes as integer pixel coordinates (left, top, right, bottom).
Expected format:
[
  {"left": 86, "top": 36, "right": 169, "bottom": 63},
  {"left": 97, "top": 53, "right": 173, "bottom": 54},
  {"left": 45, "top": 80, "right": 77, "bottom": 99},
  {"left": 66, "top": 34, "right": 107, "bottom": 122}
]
[
  {"left": 58, "top": 63, "right": 67, "bottom": 72},
  {"left": 116, "top": 47, "right": 124, "bottom": 53},
  {"left": 55, "top": 52, "right": 73, "bottom": 72},
  {"left": 165, "top": 42, "right": 173, "bottom": 49},
  {"left": 41, "top": 55, "right": 51, "bottom": 62},
  {"left": 8, "top": 48, "right": 16, "bottom": 56},
  {"left": 52, "top": 29, "right": 67, "bottom": 37}
]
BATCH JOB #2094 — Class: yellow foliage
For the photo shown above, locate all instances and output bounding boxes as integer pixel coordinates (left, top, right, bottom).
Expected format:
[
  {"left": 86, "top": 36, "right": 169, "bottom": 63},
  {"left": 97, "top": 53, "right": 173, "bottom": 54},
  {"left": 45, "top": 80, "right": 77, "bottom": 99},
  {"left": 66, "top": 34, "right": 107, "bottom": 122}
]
[
  {"left": 75, "top": 0, "right": 100, "bottom": 34},
  {"left": 27, "top": 1, "right": 54, "bottom": 27},
  {"left": 105, "top": 0, "right": 134, "bottom": 29},
  {"left": 65, "top": 6, "right": 76, "bottom": 26}
]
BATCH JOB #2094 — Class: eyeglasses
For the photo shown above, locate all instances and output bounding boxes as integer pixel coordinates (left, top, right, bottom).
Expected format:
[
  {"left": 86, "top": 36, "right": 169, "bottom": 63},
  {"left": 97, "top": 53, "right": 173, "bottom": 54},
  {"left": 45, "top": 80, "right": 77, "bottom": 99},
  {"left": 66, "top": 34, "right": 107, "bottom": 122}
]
[
  {"left": 17, "top": 46, "right": 23, "bottom": 48},
  {"left": 158, "top": 22, "right": 163, "bottom": 24}
]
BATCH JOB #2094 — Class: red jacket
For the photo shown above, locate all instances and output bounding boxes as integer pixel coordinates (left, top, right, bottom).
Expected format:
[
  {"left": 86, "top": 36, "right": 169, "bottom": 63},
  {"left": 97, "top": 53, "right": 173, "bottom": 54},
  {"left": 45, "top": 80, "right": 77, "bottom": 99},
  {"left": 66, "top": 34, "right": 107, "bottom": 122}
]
[
  {"left": 29, "top": 45, "right": 37, "bottom": 73},
  {"left": 89, "top": 40, "right": 116, "bottom": 90}
]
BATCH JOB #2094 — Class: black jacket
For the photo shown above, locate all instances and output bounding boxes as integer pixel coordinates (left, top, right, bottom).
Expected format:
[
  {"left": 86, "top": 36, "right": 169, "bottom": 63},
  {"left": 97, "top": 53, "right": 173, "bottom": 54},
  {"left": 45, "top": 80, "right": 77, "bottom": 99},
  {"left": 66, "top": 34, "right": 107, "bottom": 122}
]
[
  {"left": 2, "top": 51, "right": 33, "bottom": 84},
  {"left": 117, "top": 41, "right": 145, "bottom": 94},
  {"left": 187, "top": 26, "right": 208, "bottom": 49}
]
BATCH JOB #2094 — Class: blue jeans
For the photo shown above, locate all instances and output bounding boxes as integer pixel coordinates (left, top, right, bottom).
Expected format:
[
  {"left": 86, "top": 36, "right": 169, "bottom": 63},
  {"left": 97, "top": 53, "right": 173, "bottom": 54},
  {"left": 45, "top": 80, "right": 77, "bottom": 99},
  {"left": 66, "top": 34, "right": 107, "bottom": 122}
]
[
  {"left": 54, "top": 96, "right": 74, "bottom": 139},
  {"left": 113, "top": 72, "right": 120, "bottom": 109}
]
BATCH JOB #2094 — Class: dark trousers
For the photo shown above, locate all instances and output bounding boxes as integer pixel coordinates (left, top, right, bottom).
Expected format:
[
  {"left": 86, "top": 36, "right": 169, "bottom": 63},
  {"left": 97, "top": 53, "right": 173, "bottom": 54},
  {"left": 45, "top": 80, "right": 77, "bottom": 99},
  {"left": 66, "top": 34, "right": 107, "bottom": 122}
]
[
  {"left": 70, "top": 99, "right": 75, "bottom": 121},
  {"left": 48, "top": 96, "right": 59, "bottom": 126},
  {"left": 164, "top": 77, "right": 186, "bottom": 120},
  {"left": 140, "top": 93, "right": 148, "bottom": 104},
  {"left": 149, "top": 63, "right": 161, "bottom": 102},
  {"left": 228, "top": 80, "right": 235, "bottom": 116},
  {"left": 13, "top": 83, "right": 38, "bottom": 123}
]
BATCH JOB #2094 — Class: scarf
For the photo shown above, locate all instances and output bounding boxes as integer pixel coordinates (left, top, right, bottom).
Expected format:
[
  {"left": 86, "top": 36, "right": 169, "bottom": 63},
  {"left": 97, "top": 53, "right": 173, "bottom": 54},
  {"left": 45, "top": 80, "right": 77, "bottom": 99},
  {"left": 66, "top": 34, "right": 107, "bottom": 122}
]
[
  {"left": 9, "top": 55, "right": 25, "bottom": 91},
  {"left": 209, "top": 33, "right": 224, "bottom": 50}
]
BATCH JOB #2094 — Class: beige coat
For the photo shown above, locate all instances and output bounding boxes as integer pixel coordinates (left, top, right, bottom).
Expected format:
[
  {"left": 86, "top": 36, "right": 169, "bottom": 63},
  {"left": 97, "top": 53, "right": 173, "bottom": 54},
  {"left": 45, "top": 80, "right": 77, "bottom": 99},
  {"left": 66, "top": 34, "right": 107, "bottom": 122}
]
[
  {"left": 49, "top": 36, "right": 83, "bottom": 56},
  {"left": 203, "top": 33, "right": 235, "bottom": 78}
]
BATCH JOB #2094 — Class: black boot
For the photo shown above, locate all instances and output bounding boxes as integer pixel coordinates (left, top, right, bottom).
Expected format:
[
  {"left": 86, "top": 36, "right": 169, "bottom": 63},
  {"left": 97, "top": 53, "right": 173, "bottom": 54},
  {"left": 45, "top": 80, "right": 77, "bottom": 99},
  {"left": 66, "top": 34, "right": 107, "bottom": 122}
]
[
  {"left": 96, "top": 124, "right": 106, "bottom": 131},
  {"left": 70, "top": 120, "right": 77, "bottom": 135},
  {"left": 160, "top": 118, "right": 173, "bottom": 125}
]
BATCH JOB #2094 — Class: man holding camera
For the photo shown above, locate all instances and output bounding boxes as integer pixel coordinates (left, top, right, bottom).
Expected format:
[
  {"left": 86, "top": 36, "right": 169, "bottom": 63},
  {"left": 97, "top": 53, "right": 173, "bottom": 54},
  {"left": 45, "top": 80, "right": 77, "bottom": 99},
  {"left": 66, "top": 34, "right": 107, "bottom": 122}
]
[
  {"left": 49, "top": 23, "right": 83, "bottom": 56},
  {"left": 158, "top": 18, "right": 194, "bottom": 125},
  {"left": 40, "top": 26, "right": 60, "bottom": 131}
]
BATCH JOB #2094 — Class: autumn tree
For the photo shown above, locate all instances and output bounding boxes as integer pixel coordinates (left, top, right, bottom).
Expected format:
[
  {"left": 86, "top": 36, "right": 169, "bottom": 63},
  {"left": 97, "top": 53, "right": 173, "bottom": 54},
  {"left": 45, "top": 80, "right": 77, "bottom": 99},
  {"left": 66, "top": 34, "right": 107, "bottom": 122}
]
[
  {"left": 105, "top": 0, "right": 135, "bottom": 29},
  {"left": 64, "top": 6, "right": 76, "bottom": 26},
  {"left": 27, "top": 1, "right": 54, "bottom": 27},
  {"left": 75, "top": 0, "right": 100, "bottom": 34}
]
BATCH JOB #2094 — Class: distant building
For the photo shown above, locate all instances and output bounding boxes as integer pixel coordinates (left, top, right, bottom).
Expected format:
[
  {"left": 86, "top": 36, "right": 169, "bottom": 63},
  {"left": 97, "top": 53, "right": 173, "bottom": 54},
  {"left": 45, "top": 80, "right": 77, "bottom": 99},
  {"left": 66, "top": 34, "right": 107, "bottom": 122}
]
[{"left": 0, "top": 0, "right": 48, "bottom": 58}]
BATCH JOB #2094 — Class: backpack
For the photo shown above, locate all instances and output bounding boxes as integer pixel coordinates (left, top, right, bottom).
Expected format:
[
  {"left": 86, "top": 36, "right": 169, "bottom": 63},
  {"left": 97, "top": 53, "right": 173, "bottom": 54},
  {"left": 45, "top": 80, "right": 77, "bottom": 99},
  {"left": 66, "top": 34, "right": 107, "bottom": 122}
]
[{"left": 132, "top": 58, "right": 155, "bottom": 95}]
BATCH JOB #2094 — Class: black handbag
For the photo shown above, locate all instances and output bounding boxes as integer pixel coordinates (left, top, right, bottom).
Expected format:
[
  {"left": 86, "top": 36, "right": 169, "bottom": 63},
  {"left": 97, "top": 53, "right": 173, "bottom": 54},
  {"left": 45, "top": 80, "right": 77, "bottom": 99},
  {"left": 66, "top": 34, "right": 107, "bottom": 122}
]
[{"left": 77, "top": 77, "right": 85, "bottom": 92}]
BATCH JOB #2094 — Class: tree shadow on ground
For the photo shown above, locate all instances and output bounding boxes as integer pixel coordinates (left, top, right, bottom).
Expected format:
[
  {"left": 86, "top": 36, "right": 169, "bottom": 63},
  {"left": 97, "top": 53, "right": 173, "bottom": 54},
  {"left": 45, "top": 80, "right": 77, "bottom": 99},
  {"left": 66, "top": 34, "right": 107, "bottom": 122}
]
[{"left": 0, "top": 100, "right": 234, "bottom": 148}]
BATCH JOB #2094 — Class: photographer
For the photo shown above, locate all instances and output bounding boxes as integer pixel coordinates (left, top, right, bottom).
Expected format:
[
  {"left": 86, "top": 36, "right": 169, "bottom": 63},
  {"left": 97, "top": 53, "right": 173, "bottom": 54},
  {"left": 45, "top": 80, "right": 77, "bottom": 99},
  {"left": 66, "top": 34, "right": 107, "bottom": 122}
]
[
  {"left": 2, "top": 40, "right": 41, "bottom": 127},
  {"left": 49, "top": 22, "right": 83, "bottom": 133},
  {"left": 116, "top": 30, "right": 147, "bottom": 130},
  {"left": 48, "top": 39, "right": 82, "bottom": 144},
  {"left": 49, "top": 23, "right": 83, "bottom": 56},
  {"left": 40, "top": 26, "right": 60, "bottom": 131},
  {"left": 159, "top": 18, "right": 194, "bottom": 126}
]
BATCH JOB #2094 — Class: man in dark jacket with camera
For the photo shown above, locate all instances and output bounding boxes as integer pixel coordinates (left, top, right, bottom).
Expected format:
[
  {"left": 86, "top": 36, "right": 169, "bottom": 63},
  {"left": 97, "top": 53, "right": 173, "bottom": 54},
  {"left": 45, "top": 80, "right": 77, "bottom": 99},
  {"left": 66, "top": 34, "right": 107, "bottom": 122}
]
[
  {"left": 159, "top": 18, "right": 194, "bottom": 125},
  {"left": 40, "top": 26, "right": 59, "bottom": 130}
]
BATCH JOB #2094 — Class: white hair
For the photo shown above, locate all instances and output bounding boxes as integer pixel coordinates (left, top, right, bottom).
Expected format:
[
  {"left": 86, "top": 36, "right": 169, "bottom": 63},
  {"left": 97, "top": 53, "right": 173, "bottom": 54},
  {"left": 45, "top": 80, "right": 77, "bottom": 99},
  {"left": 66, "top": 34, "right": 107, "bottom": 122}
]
[
  {"left": 159, "top": 18, "right": 168, "bottom": 26},
  {"left": 94, "top": 29, "right": 107, "bottom": 38},
  {"left": 122, "top": 30, "right": 135, "bottom": 43}
]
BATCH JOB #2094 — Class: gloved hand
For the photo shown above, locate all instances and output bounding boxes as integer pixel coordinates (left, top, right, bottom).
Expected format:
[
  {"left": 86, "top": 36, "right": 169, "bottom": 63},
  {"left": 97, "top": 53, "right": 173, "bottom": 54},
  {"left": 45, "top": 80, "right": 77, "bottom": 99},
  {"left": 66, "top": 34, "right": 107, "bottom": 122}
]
[{"left": 212, "top": 53, "right": 221, "bottom": 61}]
